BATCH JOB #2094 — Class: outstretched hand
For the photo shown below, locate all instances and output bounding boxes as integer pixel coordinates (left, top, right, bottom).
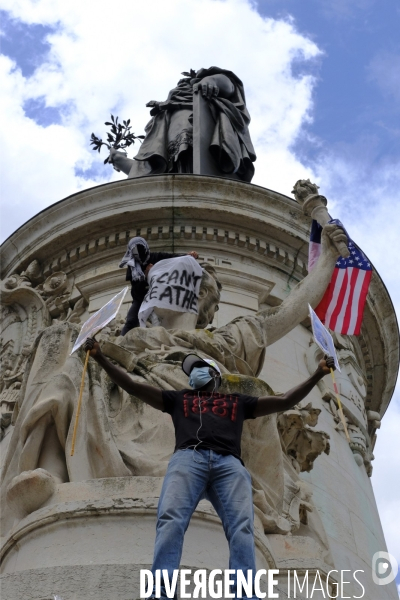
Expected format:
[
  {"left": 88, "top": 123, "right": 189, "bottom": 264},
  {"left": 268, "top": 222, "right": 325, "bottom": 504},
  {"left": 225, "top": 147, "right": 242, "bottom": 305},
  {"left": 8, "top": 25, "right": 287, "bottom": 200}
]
[
  {"left": 317, "top": 355, "right": 335, "bottom": 376},
  {"left": 83, "top": 338, "right": 102, "bottom": 358}
]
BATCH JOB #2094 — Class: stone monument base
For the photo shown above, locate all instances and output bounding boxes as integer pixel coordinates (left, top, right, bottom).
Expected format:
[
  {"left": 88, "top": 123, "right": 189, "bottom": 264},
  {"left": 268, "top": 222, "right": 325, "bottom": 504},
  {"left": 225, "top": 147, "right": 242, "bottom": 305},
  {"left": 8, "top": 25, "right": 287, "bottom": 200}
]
[{"left": 1, "top": 476, "right": 337, "bottom": 599}]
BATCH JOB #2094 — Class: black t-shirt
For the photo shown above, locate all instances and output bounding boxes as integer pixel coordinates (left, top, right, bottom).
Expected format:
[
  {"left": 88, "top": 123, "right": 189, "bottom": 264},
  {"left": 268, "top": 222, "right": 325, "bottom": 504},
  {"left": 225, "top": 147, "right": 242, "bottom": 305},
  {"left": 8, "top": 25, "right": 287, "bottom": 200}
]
[{"left": 162, "top": 389, "right": 258, "bottom": 462}]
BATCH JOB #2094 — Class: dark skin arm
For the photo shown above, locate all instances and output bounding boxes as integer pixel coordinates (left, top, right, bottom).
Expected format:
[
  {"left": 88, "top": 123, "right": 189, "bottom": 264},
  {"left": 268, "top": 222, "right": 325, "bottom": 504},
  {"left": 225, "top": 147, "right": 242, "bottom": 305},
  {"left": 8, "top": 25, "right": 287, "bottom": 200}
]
[
  {"left": 83, "top": 338, "right": 164, "bottom": 411},
  {"left": 253, "top": 356, "right": 335, "bottom": 417},
  {"left": 84, "top": 338, "right": 335, "bottom": 418}
]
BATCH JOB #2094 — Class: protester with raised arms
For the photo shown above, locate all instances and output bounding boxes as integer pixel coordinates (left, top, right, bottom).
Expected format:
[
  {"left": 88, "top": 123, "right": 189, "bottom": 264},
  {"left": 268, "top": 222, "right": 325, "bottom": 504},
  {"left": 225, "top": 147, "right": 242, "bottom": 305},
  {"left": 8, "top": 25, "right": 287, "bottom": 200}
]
[{"left": 83, "top": 337, "right": 335, "bottom": 600}]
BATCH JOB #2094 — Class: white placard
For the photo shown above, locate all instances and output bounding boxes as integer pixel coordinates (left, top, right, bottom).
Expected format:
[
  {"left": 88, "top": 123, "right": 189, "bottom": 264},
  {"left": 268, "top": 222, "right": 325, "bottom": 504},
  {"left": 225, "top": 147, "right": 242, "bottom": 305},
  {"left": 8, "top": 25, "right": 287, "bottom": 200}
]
[
  {"left": 308, "top": 304, "right": 340, "bottom": 371},
  {"left": 70, "top": 287, "right": 129, "bottom": 355}
]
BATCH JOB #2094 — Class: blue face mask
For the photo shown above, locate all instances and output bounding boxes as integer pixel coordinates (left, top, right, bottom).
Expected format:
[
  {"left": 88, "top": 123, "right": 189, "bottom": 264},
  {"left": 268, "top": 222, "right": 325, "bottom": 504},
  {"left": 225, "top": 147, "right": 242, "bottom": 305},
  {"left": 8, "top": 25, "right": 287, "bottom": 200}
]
[{"left": 189, "top": 367, "right": 213, "bottom": 389}]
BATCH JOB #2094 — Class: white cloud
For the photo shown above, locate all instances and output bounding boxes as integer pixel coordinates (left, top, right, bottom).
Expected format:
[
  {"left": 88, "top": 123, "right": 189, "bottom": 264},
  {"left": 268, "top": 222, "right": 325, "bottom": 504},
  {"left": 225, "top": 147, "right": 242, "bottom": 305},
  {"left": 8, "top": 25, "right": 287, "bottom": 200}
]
[
  {"left": 313, "top": 149, "right": 400, "bottom": 308},
  {"left": 0, "top": 0, "right": 321, "bottom": 240},
  {"left": 0, "top": 54, "right": 104, "bottom": 238}
]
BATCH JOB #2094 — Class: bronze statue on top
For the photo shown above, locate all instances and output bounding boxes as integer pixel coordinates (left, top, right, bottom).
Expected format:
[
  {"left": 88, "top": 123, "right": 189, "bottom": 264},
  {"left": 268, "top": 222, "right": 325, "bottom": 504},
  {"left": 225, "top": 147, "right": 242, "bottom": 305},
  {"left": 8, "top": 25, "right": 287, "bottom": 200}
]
[{"left": 92, "top": 67, "right": 256, "bottom": 182}]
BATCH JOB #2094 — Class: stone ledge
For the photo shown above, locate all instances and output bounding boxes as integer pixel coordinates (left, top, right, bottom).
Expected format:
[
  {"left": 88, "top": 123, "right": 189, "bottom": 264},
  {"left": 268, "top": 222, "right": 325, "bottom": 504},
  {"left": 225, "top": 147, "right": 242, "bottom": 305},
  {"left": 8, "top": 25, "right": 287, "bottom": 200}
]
[
  {"left": 39, "top": 222, "right": 309, "bottom": 283},
  {"left": 0, "top": 562, "right": 304, "bottom": 600}
]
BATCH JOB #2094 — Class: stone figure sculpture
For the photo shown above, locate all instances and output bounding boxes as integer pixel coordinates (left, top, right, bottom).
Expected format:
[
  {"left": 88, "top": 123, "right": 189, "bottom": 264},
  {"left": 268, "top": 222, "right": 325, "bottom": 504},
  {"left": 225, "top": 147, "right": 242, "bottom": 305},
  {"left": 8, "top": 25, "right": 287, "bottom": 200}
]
[
  {"left": 108, "top": 67, "right": 256, "bottom": 182},
  {"left": 1, "top": 223, "right": 346, "bottom": 545},
  {"left": 305, "top": 332, "right": 375, "bottom": 475}
]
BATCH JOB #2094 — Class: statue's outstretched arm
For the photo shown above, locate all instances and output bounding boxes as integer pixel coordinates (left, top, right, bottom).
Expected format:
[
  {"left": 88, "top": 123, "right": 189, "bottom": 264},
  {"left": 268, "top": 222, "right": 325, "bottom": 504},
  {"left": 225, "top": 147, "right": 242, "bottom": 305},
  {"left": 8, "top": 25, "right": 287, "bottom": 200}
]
[
  {"left": 262, "top": 223, "right": 347, "bottom": 347},
  {"left": 83, "top": 338, "right": 164, "bottom": 411}
]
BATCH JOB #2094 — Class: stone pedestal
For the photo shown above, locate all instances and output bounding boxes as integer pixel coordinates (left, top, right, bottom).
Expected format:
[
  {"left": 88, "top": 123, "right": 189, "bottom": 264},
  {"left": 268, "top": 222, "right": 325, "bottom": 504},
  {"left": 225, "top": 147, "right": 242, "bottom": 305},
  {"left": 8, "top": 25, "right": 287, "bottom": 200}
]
[{"left": 0, "top": 477, "right": 334, "bottom": 599}]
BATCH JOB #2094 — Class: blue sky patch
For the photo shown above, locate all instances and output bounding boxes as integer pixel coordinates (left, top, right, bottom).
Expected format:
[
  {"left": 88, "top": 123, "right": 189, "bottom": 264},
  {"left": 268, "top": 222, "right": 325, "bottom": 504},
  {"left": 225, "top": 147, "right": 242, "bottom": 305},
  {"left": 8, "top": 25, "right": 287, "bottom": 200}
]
[
  {"left": 0, "top": 10, "right": 57, "bottom": 77},
  {"left": 23, "top": 97, "right": 65, "bottom": 126},
  {"left": 74, "top": 162, "right": 110, "bottom": 182},
  {"left": 256, "top": 0, "right": 400, "bottom": 166}
]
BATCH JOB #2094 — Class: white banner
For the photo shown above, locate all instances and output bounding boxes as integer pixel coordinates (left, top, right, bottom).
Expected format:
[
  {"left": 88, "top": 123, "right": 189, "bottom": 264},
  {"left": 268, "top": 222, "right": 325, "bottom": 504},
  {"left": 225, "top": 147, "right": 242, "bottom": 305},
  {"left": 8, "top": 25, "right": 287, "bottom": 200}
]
[{"left": 139, "top": 256, "right": 203, "bottom": 327}]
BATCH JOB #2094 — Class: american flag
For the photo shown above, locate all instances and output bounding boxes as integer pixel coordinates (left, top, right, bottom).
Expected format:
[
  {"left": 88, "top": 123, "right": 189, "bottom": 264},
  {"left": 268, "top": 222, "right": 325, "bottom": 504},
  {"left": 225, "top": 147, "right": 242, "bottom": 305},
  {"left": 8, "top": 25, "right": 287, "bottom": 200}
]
[{"left": 309, "top": 219, "right": 372, "bottom": 335}]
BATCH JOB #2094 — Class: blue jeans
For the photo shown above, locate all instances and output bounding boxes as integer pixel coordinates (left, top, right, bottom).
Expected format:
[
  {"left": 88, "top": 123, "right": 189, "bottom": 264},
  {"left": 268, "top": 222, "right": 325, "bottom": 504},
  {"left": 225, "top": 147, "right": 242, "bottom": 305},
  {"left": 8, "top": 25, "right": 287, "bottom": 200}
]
[{"left": 150, "top": 448, "right": 259, "bottom": 599}]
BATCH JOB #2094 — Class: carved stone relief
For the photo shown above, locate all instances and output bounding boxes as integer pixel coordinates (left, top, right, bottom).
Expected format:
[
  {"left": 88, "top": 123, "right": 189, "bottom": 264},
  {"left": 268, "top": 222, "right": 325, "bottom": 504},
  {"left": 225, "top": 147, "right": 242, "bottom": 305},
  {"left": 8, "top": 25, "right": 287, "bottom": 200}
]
[
  {"left": 0, "top": 260, "right": 88, "bottom": 442},
  {"left": 38, "top": 271, "right": 71, "bottom": 319},
  {"left": 37, "top": 224, "right": 308, "bottom": 290},
  {"left": 275, "top": 401, "right": 331, "bottom": 537},
  {"left": 278, "top": 402, "right": 330, "bottom": 474},
  {"left": 66, "top": 296, "right": 89, "bottom": 324},
  {"left": 304, "top": 335, "right": 377, "bottom": 476}
]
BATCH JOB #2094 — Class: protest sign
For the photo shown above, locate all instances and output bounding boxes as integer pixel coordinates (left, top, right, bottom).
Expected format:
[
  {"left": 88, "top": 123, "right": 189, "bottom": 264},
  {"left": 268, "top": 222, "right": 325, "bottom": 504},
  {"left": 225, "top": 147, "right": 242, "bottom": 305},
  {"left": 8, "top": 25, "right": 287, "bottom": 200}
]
[
  {"left": 308, "top": 304, "right": 340, "bottom": 372},
  {"left": 70, "top": 286, "right": 129, "bottom": 355},
  {"left": 70, "top": 286, "right": 128, "bottom": 456},
  {"left": 309, "top": 304, "right": 350, "bottom": 441},
  {"left": 139, "top": 256, "right": 203, "bottom": 327}
]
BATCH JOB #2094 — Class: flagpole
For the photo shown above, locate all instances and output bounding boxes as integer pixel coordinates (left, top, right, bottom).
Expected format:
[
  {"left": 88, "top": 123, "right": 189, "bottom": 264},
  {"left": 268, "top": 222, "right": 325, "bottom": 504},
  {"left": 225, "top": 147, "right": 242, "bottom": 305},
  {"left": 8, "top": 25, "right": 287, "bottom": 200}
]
[
  {"left": 70, "top": 350, "right": 90, "bottom": 456},
  {"left": 330, "top": 367, "right": 351, "bottom": 443}
]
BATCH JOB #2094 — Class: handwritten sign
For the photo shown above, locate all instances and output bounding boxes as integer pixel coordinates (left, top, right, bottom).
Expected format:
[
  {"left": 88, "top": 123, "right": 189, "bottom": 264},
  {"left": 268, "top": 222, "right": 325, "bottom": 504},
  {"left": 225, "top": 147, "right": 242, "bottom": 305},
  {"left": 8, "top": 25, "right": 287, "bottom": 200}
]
[
  {"left": 70, "top": 287, "right": 129, "bottom": 355},
  {"left": 309, "top": 304, "right": 340, "bottom": 371},
  {"left": 139, "top": 256, "right": 203, "bottom": 327}
]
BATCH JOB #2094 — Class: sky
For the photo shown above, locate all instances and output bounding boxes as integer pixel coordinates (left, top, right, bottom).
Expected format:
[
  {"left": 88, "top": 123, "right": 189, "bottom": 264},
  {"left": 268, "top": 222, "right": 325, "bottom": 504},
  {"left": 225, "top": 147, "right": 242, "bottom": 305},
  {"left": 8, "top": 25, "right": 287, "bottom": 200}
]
[{"left": 0, "top": 0, "right": 399, "bottom": 590}]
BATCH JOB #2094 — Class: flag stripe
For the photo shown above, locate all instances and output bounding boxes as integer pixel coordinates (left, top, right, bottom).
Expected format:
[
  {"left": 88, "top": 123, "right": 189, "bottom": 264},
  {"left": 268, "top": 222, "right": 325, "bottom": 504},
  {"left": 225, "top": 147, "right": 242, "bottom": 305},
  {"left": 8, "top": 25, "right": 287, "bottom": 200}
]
[
  {"left": 347, "top": 269, "right": 367, "bottom": 334},
  {"left": 330, "top": 268, "right": 351, "bottom": 331},
  {"left": 325, "top": 268, "right": 347, "bottom": 327},
  {"left": 353, "top": 269, "right": 372, "bottom": 335},
  {"left": 309, "top": 219, "right": 371, "bottom": 335},
  {"left": 340, "top": 267, "right": 360, "bottom": 332},
  {"left": 315, "top": 269, "right": 338, "bottom": 321}
]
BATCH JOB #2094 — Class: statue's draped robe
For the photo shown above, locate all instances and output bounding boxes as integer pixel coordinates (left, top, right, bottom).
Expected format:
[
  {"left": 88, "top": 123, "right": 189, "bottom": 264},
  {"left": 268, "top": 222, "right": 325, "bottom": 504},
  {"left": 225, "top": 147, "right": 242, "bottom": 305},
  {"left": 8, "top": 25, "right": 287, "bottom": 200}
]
[{"left": 131, "top": 67, "right": 256, "bottom": 182}]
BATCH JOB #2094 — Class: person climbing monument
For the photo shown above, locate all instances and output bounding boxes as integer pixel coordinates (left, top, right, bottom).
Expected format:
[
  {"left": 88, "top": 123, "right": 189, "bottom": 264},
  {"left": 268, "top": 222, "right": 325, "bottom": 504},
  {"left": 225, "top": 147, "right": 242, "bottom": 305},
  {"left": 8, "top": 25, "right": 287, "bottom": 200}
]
[
  {"left": 119, "top": 236, "right": 198, "bottom": 334},
  {"left": 83, "top": 337, "right": 335, "bottom": 599}
]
